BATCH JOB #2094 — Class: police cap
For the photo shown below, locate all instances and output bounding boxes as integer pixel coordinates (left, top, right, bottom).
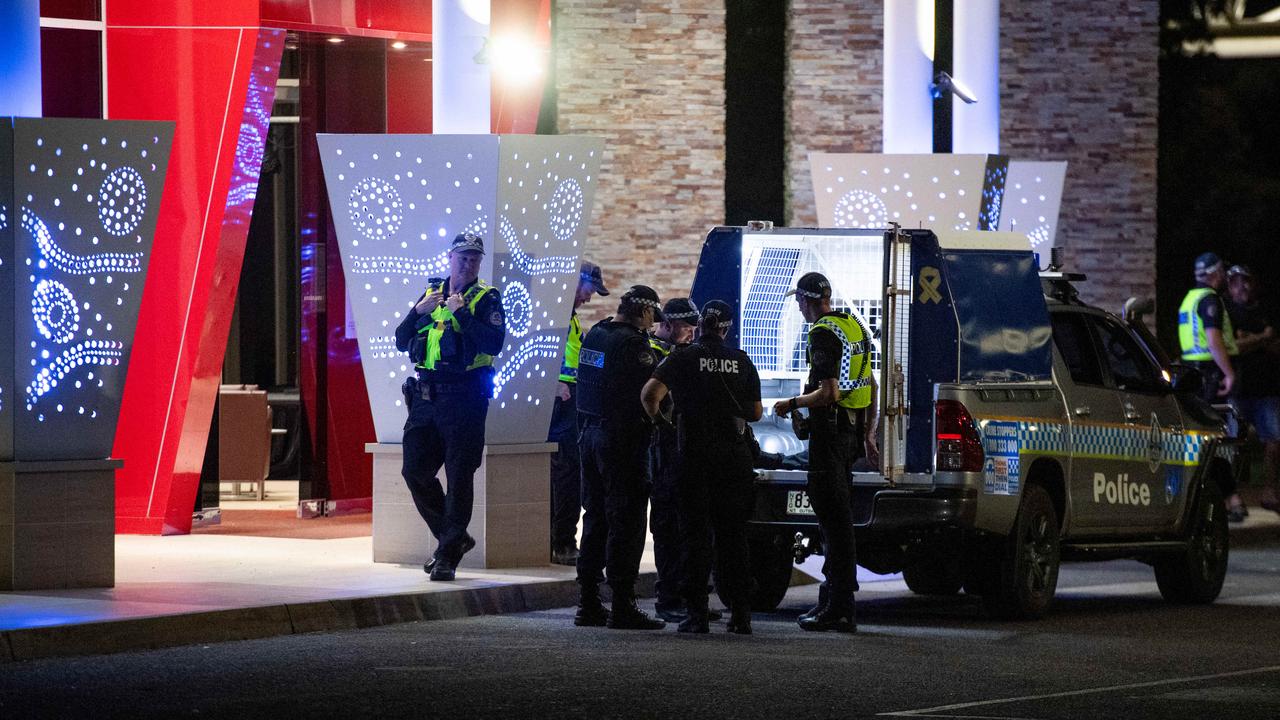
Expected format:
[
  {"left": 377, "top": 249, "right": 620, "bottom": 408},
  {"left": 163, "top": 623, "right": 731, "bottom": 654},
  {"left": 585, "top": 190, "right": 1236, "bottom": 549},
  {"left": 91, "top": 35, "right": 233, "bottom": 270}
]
[
  {"left": 580, "top": 262, "right": 610, "bottom": 296},
  {"left": 701, "top": 299, "right": 734, "bottom": 328},
  {"left": 621, "top": 285, "right": 664, "bottom": 320},
  {"left": 783, "top": 271, "right": 832, "bottom": 299},
  {"left": 450, "top": 232, "right": 485, "bottom": 255},
  {"left": 662, "top": 298, "right": 699, "bottom": 325}
]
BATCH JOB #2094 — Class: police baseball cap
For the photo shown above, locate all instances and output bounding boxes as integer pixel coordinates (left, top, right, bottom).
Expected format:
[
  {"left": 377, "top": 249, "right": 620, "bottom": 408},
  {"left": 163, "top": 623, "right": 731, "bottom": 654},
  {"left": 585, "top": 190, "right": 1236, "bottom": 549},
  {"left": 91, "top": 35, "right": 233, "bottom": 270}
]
[
  {"left": 450, "top": 232, "right": 485, "bottom": 255},
  {"left": 580, "top": 262, "right": 610, "bottom": 296},
  {"left": 662, "top": 298, "right": 699, "bottom": 325},
  {"left": 783, "top": 271, "right": 832, "bottom": 299},
  {"left": 621, "top": 285, "right": 664, "bottom": 320},
  {"left": 1194, "top": 252, "right": 1223, "bottom": 279},
  {"left": 701, "top": 299, "right": 734, "bottom": 327}
]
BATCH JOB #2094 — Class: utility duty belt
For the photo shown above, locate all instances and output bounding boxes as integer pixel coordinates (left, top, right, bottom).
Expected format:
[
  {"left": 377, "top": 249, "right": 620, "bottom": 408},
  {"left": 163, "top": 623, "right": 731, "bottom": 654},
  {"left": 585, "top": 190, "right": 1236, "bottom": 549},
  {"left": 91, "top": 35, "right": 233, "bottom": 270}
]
[{"left": 402, "top": 373, "right": 490, "bottom": 405}]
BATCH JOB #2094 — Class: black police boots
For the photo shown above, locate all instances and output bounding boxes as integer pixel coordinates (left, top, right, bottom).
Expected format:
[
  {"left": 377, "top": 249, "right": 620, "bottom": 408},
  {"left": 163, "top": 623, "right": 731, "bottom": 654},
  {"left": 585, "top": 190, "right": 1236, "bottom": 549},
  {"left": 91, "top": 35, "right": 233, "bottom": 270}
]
[
  {"left": 726, "top": 604, "right": 753, "bottom": 635},
  {"left": 799, "top": 582, "right": 830, "bottom": 622},
  {"left": 574, "top": 592, "right": 610, "bottom": 627},
  {"left": 797, "top": 595, "right": 856, "bottom": 633},
  {"left": 424, "top": 533, "right": 476, "bottom": 576},
  {"left": 677, "top": 599, "right": 710, "bottom": 634},
  {"left": 607, "top": 598, "right": 666, "bottom": 630}
]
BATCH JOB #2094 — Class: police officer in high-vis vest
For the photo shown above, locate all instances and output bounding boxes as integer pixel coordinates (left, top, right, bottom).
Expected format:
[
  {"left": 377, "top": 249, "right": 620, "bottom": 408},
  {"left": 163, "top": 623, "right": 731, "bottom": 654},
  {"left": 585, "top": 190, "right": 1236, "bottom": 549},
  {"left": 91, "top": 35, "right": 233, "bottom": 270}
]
[
  {"left": 394, "top": 232, "right": 505, "bottom": 582},
  {"left": 548, "top": 262, "right": 610, "bottom": 566},
  {"left": 574, "top": 285, "right": 666, "bottom": 630},
  {"left": 773, "top": 272, "right": 878, "bottom": 633},
  {"left": 646, "top": 297, "right": 700, "bottom": 621},
  {"left": 1178, "top": 251, "right": 1238, "bottom": 402},
  {"left": 643, "top": 300, "right": 763, "bottom": 634}
]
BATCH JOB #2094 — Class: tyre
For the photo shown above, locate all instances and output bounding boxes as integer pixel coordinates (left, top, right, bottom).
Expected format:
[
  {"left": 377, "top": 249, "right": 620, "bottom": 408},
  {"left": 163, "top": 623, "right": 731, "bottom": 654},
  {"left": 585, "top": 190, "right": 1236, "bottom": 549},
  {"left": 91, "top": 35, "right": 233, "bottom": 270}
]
[
  {"left": 720, "top": 532, "right": 795, "bottom": 612},
  {"left": 982, "top": 484, "right": 1061, "bottom": 620},
  {"left": 903, "top": 555, "right": 964, "bottom": 596},
  {"left": 1154, "top": 480, "right": 1229, "bottom": 604}
]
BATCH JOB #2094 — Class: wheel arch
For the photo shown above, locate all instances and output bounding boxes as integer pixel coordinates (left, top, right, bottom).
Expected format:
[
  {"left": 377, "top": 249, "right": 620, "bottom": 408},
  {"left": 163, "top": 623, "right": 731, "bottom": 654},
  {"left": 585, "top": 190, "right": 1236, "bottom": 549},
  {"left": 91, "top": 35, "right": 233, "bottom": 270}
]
[{"left": 1025, "top": 457, "right": 1067, "bottom": 530}]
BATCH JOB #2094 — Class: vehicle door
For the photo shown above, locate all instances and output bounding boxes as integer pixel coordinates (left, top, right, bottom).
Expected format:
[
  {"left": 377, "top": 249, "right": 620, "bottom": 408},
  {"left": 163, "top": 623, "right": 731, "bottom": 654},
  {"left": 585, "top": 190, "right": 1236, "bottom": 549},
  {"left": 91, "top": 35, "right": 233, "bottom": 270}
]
[
  {"left": 1086, "top": 313, "right": 1188, "bottom": 532},
  {"left": 1048, "top": 308, "right": 1129, "bottom": 535}
]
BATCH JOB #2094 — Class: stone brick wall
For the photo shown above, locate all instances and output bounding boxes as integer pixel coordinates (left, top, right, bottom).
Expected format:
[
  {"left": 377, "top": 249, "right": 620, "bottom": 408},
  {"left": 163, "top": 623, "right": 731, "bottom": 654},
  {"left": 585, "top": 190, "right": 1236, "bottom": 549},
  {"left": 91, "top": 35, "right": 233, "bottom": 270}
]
[
  {"left": 554, "top": 0, "right": 726, "bottom": 324},
  {"left": 785, "top": 1, "right": 883, "bottom": 226},
  {"left": 1000, "top": 0, "right": 1159, "bottom": 314}
]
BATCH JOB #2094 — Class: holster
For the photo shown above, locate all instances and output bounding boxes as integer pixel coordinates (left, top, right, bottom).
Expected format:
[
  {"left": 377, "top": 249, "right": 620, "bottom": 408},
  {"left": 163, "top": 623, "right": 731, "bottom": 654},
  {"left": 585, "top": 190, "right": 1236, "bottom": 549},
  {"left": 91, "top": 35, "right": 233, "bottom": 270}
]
[{"left": 401, "top": 376, "right": 418, "bottom": 410}]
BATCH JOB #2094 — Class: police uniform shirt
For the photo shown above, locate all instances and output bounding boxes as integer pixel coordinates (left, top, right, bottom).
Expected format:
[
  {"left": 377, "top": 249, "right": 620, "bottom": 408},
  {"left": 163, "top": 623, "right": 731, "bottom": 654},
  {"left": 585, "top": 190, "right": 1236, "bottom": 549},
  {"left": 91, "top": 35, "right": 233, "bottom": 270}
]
[
  {"left": 652, "top": 335, "right": 761, "bottom": 441},
  {"left": 393, "top": 277, "right": 506, "bottom": 379},
  {"left": 805, "top": 312, "right": 845, "bottom": 390},
  {"left": 1194, "top": 284, "right": 1226, "bottom": 333}
]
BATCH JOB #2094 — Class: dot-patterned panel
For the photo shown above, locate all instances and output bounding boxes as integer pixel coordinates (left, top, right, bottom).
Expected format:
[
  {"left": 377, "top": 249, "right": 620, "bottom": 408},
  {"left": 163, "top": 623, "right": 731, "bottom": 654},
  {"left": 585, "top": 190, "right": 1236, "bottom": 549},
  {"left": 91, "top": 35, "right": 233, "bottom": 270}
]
[
  {"left": 317, "top": 134, "right": 604, "bottom": 445},
  {"left": 318, "top": 134, "right": 502, "bottom": 443},
  {"left": 997, "top": 160, "right": 1068, "bottom": 269},
  {"left": 4, "top": 117, "right": 174, "bottom": 462},
  {"left": 489, "top": 135, "right": 604, "bottom": 445},
  {"left": 809, "top": 153, "right": 994, "bottom": 233}
]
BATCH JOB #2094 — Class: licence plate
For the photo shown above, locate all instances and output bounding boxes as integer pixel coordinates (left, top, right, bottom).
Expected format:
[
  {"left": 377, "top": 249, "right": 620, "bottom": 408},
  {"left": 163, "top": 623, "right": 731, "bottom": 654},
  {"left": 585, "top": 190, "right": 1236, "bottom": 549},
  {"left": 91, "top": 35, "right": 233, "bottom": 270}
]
[{"left": 786, "top": 490, "right": 815, "bottom": 516}]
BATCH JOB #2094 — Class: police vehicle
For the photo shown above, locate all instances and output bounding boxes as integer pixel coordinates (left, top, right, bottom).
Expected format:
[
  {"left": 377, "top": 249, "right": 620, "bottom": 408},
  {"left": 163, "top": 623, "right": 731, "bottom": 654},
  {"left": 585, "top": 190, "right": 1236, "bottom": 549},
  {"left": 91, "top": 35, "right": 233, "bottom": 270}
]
[{"left": 690, "top": 226, "right": 1236, "bottom": 619}]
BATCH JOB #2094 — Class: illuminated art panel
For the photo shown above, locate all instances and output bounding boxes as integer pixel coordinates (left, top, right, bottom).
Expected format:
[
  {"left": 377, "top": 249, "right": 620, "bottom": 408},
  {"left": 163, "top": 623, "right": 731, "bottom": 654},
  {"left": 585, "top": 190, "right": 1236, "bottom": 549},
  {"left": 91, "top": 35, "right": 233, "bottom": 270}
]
[
  {"left": 0, "top": 118, "right": 172, "bottom": 461},
  {"left": 488, "top": 135, "right": 603, "bottom": 443},
  {"left": 811, "top": 153, "right": 1008, "bottom": 232},
  {"left": 998, "top": 160, "right": 1068, "bottom": 268},
  {"left": 318, "top": 135, "right": 604, "bottom": 445}
]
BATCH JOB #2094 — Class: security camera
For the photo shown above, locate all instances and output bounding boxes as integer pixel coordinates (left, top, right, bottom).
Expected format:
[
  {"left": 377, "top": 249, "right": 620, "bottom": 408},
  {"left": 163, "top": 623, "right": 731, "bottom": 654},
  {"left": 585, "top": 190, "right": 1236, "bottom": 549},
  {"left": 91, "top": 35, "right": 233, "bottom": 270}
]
[{"left": 930, "top": 71, "right": 979, "bottom": 104}]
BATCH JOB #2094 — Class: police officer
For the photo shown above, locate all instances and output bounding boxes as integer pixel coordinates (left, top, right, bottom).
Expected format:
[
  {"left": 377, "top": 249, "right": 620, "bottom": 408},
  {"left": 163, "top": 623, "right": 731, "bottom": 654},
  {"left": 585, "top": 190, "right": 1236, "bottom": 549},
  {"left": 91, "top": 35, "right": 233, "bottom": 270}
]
[
  {"left": 548, "top": 262, "right": 610, "bottom": 566},
  {"left": 642, "top": 300, "right": 763, "bottom": 634},
  {"left": 394, "top": 232, "right": 505, "bottom": 582},
  {"left": 773, "top": 272, "right": 877, "bottom": 633},
  {"left": 647, "top": 297, "right": 700, "bottom": 621},
  {"left": 1178, "top": 252, "right": 1237, "bottom": 402},
  {"left": 574, "top": 285, "right": 667, "bottom": 630}
]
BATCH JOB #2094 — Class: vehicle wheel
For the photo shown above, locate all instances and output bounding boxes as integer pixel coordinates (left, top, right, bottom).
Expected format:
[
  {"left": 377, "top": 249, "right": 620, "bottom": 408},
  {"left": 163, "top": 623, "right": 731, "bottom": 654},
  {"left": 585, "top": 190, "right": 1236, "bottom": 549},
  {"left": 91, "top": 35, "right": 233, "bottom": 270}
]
[
  {"left": 720, "top": 533, "right": 794, "bottom": 612},
  {"left": 982, "top": 484, "right": 1061, "bottom": 620},
  {"left": 903, "top": 555, "right": 963, "bottom": 596},
  {"left": 1154, "top": 480, "right": 1229, "bottom": 604}
]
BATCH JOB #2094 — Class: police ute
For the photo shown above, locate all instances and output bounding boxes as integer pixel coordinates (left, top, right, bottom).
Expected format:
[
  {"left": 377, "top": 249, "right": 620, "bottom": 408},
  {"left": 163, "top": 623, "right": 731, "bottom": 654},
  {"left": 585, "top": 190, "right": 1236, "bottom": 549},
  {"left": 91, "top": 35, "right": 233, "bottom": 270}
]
[{"left": 690, "top": 225, "right": 1238, "bottom": 619}]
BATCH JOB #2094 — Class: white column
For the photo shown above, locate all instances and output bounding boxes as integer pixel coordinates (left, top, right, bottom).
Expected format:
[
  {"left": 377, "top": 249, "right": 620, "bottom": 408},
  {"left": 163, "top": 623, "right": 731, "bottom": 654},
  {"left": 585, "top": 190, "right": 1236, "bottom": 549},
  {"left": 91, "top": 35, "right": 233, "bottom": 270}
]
[
  {"left": 952, "top": 0, "right": 1000, "bottom": 153},
  {"left": 432, "top": 0, "right": 492, "bottom": 134},
  {"left": 0, "top": 0, "right": 42, "bottom": 117},
  {"left": 883, "top": 0, "right": 935, "bottom": 153}
]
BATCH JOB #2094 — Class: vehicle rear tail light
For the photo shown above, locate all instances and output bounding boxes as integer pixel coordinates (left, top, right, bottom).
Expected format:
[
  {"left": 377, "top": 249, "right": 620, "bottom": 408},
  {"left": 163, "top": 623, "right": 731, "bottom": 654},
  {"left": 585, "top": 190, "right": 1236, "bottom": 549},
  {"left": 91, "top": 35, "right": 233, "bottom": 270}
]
[{"left": 935, "top": 399, "right": 985, "bottom": 472}]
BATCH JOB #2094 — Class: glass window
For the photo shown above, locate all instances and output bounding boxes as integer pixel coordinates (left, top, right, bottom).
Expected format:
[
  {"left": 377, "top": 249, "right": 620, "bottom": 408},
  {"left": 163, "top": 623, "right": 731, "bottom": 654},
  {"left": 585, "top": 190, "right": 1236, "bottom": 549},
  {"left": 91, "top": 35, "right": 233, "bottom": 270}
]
[
  {"left": 40, "top": 27, "right": 102, "bottom": 119},
  {"left": 40, "top": 0, "right": 100, "bottom": 21},
  {"left": 1050, "top": 311, "right": 1105, "bottom": 386},
  {"left": 1091, "top": 316, "right": 1165, "bottom": 393}
]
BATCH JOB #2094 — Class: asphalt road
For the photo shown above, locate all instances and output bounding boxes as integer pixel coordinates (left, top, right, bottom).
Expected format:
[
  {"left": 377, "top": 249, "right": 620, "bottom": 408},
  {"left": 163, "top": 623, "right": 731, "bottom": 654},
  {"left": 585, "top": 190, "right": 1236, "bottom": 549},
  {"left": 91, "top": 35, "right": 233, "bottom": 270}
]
[{"left": 2, "top": 547, "right": 1279, "bottom": 720}]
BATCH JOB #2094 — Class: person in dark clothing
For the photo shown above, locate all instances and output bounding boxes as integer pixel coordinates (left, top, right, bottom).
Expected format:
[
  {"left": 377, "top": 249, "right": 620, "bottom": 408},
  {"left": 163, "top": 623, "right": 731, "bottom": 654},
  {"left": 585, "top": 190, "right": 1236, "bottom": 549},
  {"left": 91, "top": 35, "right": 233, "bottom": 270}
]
[
  {"left": 394, "top": 232, "right": 505, "bottom": 581},
  {"left": 647, "top": 297, "right": 700, "bottom": 621},
  {"left": 574, "top": 285, "right": 666, "bottom": 630},
  {"left": 642, "top": 300, "right": 763, "bottom": 634},
  {"left": 548, "top": 262, "right": 610, "bottom": 566},
  {"left": 773, "top": 272, "right": 878, "bottom": 633},
  {"left": 1226, "top": 264, "right": 1280, "bottom": 517}
]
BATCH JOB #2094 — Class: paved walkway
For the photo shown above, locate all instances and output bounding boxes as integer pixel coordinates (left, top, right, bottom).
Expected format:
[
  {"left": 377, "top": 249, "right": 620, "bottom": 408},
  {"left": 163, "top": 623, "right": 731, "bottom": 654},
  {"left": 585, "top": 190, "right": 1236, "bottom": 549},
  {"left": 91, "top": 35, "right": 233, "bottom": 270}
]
[{"left": 0, "top": 501, "right": 1274, "bottom": 663}]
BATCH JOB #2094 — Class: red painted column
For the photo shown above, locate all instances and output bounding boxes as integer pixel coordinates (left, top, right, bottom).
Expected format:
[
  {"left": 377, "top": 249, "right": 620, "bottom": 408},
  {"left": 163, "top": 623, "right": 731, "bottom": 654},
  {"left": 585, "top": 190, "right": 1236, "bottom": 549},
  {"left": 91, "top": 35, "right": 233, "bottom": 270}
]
[{"left": 106, "top": 2, "right": 283, "bottom": 534}]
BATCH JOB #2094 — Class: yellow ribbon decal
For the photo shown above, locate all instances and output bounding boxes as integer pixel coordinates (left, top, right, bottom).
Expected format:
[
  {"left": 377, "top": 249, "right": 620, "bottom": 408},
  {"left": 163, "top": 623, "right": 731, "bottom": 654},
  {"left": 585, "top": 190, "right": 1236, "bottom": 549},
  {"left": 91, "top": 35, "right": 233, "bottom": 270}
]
[{"left": 918, "top": 266, "right": 943, "bottom": 304}]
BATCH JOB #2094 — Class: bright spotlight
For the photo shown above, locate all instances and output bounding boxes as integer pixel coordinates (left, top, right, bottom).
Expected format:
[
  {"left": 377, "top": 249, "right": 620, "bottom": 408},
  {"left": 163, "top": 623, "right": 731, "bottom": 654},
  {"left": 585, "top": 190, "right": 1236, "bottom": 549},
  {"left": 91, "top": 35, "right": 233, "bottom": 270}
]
[
  {"left": 489, "top": 35, "right": 545, "bottom": 86},
  {"left": 391, "top": 41, "right": 408, "bottom": 50}
]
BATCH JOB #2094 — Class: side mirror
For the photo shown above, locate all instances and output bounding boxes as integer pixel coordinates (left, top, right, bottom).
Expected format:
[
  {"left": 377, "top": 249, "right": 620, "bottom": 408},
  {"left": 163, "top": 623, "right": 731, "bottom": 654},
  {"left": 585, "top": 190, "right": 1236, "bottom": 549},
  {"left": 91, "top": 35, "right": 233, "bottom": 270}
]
[{"left": 1169, "top": 363, "right": 1204, "bottom": 396}]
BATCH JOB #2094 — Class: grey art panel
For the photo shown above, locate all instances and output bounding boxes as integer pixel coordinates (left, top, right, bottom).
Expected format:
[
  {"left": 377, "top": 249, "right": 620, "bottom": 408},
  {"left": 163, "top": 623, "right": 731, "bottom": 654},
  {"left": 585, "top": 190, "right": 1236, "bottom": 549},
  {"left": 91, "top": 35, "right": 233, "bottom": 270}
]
[
  {"left": 317, "top": 134, "right": 502, "bottom": 443},
  {"left": 319, "top": 134, "right": 603, "bottom": 446},
  {"left": 999, "top": 160, "right": 1068, "bottom": 268},
  {"left": 811, "top": 153, "right": 993, "bottom": 231},
  {"left": 0, "top": 120, "right": 14, "bottom": 460},
  {"left": 9, "top": 118, "right": 173, "bottom": 461},
  {"left": 489, "top": 135, "right": 604, "bottom": 444}
]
